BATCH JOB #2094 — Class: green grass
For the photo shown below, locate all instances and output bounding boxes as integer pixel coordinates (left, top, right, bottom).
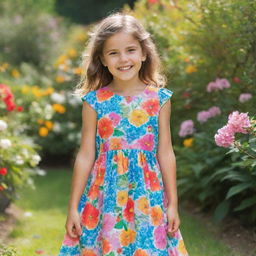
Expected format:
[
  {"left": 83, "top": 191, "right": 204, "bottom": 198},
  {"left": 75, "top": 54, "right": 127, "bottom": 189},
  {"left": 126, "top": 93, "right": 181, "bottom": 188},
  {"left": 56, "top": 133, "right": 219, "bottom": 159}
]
[{"left": 6, "top": 168, "right": 241, "bottom": 256}]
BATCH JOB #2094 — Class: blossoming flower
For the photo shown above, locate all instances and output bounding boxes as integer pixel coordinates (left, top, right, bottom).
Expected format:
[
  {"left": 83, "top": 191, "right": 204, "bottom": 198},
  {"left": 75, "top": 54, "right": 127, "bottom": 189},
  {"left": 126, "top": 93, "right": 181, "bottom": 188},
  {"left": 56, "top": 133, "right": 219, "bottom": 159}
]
[
  {"left": 197, "top": 106, "right": 221, "bottom": 123},
  {"left": 178, "top": 120, "right": 195, "bottom": 137},
  {"left": 0, "top": 120, "right": 8, "bottom": 131},
  {"left": 239, "top": 93, "right": 252, "bottom": 103},
  {"left": 207, "top": 78, "right": 231, "bottom": 92}
]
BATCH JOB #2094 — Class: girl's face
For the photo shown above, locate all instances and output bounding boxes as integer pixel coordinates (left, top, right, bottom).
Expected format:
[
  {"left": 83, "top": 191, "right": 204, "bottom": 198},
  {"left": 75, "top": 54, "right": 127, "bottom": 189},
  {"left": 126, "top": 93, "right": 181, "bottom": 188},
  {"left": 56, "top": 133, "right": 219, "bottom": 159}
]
[{"left": 100, "top": 32, "right": 146, "bottom": 83}]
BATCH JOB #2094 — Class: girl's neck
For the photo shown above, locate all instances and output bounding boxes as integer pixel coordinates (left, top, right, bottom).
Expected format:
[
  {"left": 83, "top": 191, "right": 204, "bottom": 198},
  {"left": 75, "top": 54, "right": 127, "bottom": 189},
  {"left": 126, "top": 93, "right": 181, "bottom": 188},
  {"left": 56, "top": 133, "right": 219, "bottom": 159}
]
[{"left": 108, "top": 78, "right": 146, "bottom": 94}]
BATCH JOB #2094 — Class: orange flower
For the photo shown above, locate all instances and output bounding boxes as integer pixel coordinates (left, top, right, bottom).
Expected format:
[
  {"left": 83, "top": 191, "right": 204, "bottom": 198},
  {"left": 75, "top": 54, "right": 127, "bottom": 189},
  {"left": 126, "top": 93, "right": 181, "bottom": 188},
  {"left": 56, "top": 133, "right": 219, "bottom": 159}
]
[
  {"left": 97, "top": 88, "right": 114, "bottom": 102},
  {"left": 178, "top": 239, "right": 188, "bottom": 254},
  {"left": 98, "top": 117, "right": 114, "bottom": 139},
  {"left": 148, "top": 171, "right": 161, "bottom": 191},
  {"left": 109, "top": 137, "right": 122, "bottom": 151},
  {"left": 55, "top": 75, "right": 65, "bottom": 83},
  {"left": 81, "top": 249, "right": 97, "bottom": 256},
  {"left": 134, "top": 249, "right": 149, "bottom": 256},
  {"left": 39, "top": 127, "right": 49, "bottom": 137},
  {"left": 150, "top": 206, "right": 163, "bottom": 226},
  {"left": 116, "top": 151, "right": 128, "bottom": 175},
  {"left": 102, "top": 238, "right": 111, "bottom": 254},
  {"left": 81, "top": 203, "right": 99, "bottom": 229},
  {"left": 138, "top": 152, "right": 147, "bottom": 168},
  {"left": 123, "top": 198, "right": 134, "bottom": 222},
  {"left": 45, "top": 120, "right": 53, "bottom": 130},
  {"left": 185, "top": 65, "right": 197, "bottom": 74},
  {"left": 141, "top": 99, "right": 159, "bottom": 116},
  {"left": 117, "top": 190, "right": 128, "bottom": 206},
  {"left": 94, "top": 167, "right": 105, "bottom": 186},
  {"left": 88, "top": 184, "right": 100, "bottom": 200},
  {"left": 137, "top": 197, "right": 150, "bottom": 215},
  {"left": 120, "top": 228, "right": 136, "bottom": 247},
  {"left": 52, "top": 103, "right": 66, "bottom": 114}
]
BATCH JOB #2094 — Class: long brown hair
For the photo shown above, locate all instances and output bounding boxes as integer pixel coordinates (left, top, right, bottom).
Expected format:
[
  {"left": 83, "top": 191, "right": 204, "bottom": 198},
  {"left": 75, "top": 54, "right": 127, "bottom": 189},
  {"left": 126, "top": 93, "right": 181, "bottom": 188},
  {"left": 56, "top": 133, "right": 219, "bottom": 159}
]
[{"left": 74, "top": 12, "right": 167, "bottom": 96}]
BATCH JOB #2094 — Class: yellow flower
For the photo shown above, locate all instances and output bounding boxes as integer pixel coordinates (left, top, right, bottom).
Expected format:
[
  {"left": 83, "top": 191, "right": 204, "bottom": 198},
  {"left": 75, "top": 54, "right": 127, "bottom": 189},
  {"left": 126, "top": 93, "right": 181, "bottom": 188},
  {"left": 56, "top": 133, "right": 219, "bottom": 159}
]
[
  {"left": 21, "top": 85, "right": 30, "bottom": 94},
  {"left": 117, "top": 190, "right": 128, "bottom": 206},
  {"left": 185, "top": 65, "right": 197, "bottom": 74},
  {"left": 67, "top": 48, "right": 77, "bottom": 58},
  {"left": 32, "top": 86, "right": 43, "bottom": 98},
  {"left": 0, "top": 62, "right": 9, "bottom": 72},
  {"left": 44, "top": 120, "right": 53, "bottom": 130},
  {"left": 52, "top": 103, "right": 66, "bottom": 114},
  {"left": 73, "top": 67, "right": 83, "bottom": 75},
  {"left": 129, "top": 109, "right": 148, "bottom": 127},
  {"left": 183, "top": 138, "right": 193, "bottom": 147},
  {"left": 39, "top": 127, "right": 49, "bottom": 137},
  {"left": 11, "top": 69, "right": 20, "bottom": 78},
  {"left": 55, "top": 75, "right": 65, "bottom": 83},
  {"left": 44, "top": 87, "right": 54, "bottom": 95},
  {"left": 55, "top": 55, "right": 68, "bottom": 66}
]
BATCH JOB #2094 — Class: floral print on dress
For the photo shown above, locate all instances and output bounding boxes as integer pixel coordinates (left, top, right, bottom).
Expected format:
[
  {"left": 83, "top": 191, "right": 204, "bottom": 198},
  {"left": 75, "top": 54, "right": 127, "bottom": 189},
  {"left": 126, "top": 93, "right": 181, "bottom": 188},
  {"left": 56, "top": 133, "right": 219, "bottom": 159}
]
[{"left": 58, "top": 85, "right": 189, "bottom": 256}]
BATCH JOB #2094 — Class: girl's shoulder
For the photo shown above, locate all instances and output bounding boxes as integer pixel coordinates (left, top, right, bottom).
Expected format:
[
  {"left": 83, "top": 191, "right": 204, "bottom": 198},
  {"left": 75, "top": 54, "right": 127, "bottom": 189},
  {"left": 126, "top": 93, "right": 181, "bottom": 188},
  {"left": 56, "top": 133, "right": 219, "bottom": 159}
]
[{"left": 150, "top": 85, "right": 174, "bottom": 108}]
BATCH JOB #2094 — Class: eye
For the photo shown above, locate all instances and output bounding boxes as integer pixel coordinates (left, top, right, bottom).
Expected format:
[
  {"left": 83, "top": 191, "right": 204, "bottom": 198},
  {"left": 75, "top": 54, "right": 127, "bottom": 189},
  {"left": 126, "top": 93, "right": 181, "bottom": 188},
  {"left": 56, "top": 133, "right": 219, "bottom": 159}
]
[
  {"left": 109, "top": 52, "right": 117, "bottom": 55},
  {"left": 128, "top": 49, "right": 135, "bottom": 52}
]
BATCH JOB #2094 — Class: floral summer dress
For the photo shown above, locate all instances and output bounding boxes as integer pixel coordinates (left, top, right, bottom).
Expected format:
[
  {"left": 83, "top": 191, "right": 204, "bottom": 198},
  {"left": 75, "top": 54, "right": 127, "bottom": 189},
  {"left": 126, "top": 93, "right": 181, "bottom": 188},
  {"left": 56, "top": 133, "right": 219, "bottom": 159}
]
[{"left": 58, "top": 84, "right": 189, "bottom": 256}]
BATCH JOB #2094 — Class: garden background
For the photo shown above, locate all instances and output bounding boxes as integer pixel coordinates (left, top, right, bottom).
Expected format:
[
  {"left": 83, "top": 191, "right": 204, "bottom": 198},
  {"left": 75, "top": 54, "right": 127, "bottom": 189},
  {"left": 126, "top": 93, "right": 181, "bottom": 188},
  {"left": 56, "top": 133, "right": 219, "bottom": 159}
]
[{"left": 0, "top": 0, "right": 256, "bottom": 255}]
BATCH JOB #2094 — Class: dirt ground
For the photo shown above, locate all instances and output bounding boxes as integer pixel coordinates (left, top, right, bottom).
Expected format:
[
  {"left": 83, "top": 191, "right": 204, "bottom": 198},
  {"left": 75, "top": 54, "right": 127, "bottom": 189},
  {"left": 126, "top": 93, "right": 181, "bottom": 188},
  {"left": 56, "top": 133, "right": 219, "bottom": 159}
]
[
  {"left": 0, "top": 201, "right": 256, "bottom": 256},
  {"left": 181, "top": 200, "right": 256, "bottom": 256}
]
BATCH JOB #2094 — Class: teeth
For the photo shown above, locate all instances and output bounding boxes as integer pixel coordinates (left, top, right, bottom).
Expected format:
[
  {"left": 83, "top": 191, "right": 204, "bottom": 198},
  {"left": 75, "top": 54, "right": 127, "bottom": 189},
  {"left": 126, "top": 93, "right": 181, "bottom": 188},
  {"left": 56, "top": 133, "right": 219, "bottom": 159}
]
[{"left": 118, "top": 66, "right": 132, "bottom": 70}]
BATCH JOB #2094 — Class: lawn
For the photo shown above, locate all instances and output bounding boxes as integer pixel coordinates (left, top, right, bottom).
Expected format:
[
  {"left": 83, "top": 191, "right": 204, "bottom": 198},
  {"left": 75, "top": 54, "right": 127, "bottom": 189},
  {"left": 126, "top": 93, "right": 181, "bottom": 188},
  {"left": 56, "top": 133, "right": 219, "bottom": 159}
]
[{"left": 5, "top": 168, "right": 241, "bottom": 256}]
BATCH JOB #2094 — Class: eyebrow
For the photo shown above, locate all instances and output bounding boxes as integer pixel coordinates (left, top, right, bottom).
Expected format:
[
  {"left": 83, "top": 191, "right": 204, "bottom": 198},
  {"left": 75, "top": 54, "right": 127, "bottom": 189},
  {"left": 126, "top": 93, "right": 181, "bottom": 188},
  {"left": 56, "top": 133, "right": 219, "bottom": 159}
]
[{"left": 105, "top": 45, "right": 138, "bottom": 53}]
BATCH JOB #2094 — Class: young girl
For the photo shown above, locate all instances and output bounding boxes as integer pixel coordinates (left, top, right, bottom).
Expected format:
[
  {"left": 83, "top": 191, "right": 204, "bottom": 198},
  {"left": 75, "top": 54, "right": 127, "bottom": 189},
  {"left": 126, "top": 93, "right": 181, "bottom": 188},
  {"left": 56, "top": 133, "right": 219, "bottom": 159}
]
[{"left": 58, "top": 12, "right": 189, "bottom": 256}]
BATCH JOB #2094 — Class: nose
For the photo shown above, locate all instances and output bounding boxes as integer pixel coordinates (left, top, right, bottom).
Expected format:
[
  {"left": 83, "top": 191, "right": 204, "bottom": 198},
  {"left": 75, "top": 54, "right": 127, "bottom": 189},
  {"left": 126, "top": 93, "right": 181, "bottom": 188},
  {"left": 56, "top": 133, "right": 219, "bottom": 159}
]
[{"left": 119, "top": 52, "right": 129, "bottom": 62}]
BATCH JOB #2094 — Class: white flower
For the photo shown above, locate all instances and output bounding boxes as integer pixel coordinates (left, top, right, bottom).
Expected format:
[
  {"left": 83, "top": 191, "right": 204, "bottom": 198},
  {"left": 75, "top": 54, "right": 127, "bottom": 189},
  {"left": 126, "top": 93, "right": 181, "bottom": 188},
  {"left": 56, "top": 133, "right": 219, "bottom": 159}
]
[
  {"left": 53, "top": 122, "right": 61, "bottom": 133},
  {"left": 15, "top": 155, "right": 24, "bottom": 165},
  {"left": 0, "top": 139, "right": 12, "bottom": 149},
  {"left": 68, "top": 133, "right": 76, "bottom": 141},
  {"left": 0, "top": 120, "right": 8, "bottom": 131},
  {"left": 36, "top": 168, "right": 46, "bottom": 176},
  {"left": 50, "top": 92, "right": 65, "bottom": 104},
  {"left": 67, "top": 122, "right": 75, "bottom": 129},
  {"left": 22, "top": 148, "right": 29, "bottom": 158},
  {"left": 24, "top": 211, "right": 33, "bottom": 217},
  {"left": 32, "top": 154, "right": 41, "bottom": 164}
]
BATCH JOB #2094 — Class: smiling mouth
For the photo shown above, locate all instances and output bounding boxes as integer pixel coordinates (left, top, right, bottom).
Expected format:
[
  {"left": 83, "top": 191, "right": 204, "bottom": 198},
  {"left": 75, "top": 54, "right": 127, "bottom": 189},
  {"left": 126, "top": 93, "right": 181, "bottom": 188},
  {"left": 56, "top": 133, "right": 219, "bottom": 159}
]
[{"left": 118, "top": 65, "right": 133, "bottom": 71}]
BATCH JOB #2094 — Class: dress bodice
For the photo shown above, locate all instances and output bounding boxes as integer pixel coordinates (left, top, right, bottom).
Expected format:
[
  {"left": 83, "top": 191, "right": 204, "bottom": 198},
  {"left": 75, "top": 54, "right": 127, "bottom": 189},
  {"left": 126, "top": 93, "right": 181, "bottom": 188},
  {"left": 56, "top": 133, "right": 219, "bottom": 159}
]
[{"left": 81, "top": 85, "right": 173, "bottom": 159}]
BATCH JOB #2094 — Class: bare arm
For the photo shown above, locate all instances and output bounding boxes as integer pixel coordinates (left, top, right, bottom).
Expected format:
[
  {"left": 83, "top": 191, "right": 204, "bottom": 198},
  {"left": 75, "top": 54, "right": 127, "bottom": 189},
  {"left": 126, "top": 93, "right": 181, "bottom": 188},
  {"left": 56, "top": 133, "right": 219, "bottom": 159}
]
[
  {"left": 157, "top": 99, "right": 178, "bottom": 209},
  {"left": 67, "top": 101, "right": 97, "bottom": 213}
]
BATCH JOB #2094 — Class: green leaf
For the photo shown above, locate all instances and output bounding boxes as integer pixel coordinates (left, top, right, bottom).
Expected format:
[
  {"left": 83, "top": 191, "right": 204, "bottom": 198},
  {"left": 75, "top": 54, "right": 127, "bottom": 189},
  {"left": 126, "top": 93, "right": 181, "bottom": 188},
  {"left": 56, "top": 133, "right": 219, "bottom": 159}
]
[
  {"left": 225, "top": 183, "right": 253, "bottom": 200},
  {"left": 233, "top": 196, "right": 256, "bottom": 212},
  {"left": 114, "top": 221, "right": 124, "bottom": 229},
  {"left": 213, "top": 200, "right": 230, "bottom": 223},
  {"left": 113, "top": 129, "right": 125, "bottom": 136}
]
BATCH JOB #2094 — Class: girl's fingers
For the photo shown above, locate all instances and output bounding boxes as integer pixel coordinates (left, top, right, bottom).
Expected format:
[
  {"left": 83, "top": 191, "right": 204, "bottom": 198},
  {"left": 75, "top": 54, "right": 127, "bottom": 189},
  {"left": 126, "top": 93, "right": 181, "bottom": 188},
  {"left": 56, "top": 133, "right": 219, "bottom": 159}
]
[{"left": 74, "top": 222, "right": 82, "bottom": 236}]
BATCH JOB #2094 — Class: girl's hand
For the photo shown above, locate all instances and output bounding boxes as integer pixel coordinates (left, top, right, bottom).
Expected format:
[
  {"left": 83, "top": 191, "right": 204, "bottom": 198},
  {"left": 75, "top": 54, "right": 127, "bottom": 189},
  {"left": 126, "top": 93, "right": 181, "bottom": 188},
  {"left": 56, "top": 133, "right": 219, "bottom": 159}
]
[
  {"left": 65, "top": 209, "right": 83, "bottom": 238},
  {"left": 166, "top": 205, "right": 180, "bottom": 236}
]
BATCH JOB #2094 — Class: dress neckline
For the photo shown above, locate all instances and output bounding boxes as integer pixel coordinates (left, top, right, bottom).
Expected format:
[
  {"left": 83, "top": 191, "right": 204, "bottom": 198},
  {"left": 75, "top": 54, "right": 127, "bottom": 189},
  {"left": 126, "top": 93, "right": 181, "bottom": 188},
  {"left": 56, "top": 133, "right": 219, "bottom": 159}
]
[{"left": 104, "top": 84, "right": 150, "bottom": 98}]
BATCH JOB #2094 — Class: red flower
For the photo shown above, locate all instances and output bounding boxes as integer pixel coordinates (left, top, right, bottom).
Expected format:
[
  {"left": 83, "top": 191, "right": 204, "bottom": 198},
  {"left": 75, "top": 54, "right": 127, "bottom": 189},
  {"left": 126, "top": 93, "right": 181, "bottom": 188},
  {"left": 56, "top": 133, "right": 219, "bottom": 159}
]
[
  {"left": 16, "top": 106, "right": 24, "bottom": 112},
  {"left": 0, "top": 168, "right": 7, "bottom": 176},
  {"left": 233, "top": 77, "right": 241, "bottom": 83},
  {"left": 0, "top": 185, "right": 5, "bottom": 191},
  {"left": 148, "top": 0, "right": 158, "bottom": 4},
  {"left": 0, "top": 84, "right": 16, "bottom": 111}
]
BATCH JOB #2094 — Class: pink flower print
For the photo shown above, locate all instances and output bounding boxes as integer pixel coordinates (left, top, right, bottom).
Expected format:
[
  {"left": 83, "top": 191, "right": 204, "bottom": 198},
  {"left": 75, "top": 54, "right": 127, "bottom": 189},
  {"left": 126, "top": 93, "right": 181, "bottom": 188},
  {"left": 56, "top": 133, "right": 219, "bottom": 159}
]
[
  {"left": 102, "top": 214, "right": 116, "bottom": 235},
  {"left": 109, "top": 112, "right": 121, "bottom": 126},
  {"left": 108, "top": 231, "right": 121, "bottom": 250},
  {"left": 135, "top": 134, "right": 154, "bottom": 151},
  {"left": 227, "top": 111, "right": 251, "bottom": 134},
  {"left": 63, "top": 233, "right": 79, "bottom": 246},
  {"left": 154, "top": 225, "right": 167, "bottom": 249},
  {"left": 214, "top": 125, "right": 235, "bottom": 147},
  {"left": 239, "top": 93, "right": 252, "bottom": 103}
]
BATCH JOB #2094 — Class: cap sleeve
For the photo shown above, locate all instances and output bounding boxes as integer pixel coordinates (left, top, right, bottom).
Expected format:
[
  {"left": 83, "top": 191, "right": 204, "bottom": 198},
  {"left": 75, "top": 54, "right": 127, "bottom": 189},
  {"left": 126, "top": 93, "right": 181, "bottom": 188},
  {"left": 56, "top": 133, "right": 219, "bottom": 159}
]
[
  {"left": 81, "top": 90, "right": 97, "bottom": 113},
  {"left": 159, "top": 87, "right": 173, "bottom": 108}
]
